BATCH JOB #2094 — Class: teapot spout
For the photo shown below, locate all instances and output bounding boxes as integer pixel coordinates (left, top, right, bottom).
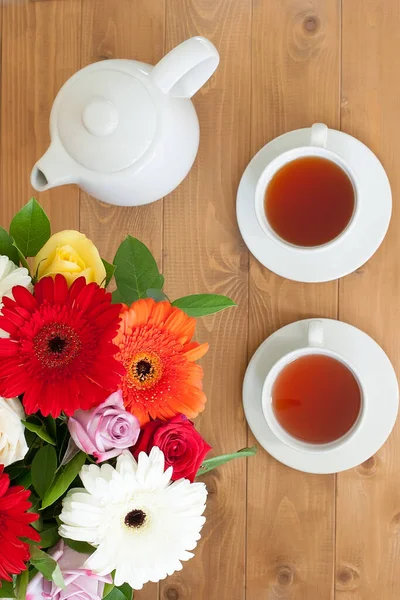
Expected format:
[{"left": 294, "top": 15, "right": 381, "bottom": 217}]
[{"left": 31, "top": 142, "right": 78, "bottom": 192}]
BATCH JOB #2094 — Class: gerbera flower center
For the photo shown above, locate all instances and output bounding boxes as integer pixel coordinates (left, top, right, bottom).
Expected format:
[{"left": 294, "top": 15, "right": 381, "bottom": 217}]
[
  {"left": 34, "top": 322, "right": 82, "bottom": 369},
  {"left": 124, "top": 509, "right": 146, "bottom": 529},
  {"left": 127, "top": 351, "right": 163, "bottom": 390},
  {"left": 48, "top": 336, "right": 66, "bottom": 353}
]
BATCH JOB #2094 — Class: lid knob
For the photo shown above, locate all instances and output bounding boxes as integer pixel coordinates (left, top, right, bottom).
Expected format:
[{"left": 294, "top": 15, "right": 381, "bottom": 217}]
[{"left": 82, "top": 97, "right": 119, "bottom": 136}]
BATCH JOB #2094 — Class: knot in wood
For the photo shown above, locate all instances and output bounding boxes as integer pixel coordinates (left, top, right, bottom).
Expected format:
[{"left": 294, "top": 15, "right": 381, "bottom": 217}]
[
  {"left": 390, "top": 511, "right": 400, "bottom": 531},
  {"left": 276, "top": 565, "right": 294, "bottom": 586},
  {"left": 98, "top": 52, "right": 113, "bottom": 60},
  {"left": 357, "top": 454, "right": 378, "bottom": 476},
  {"left": 165, "top": 588, "right": 179, "bottom": 600},
  {"left": 336, "top": 564, "right": 360, "bottom": 591},
  {"left": 303, "top": 15, "right": 320, "bottom": 33}
]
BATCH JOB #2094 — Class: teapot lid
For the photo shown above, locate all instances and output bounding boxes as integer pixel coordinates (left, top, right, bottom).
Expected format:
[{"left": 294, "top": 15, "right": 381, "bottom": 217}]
[{"left": 56, "top": 68, "right": 156, "bottom": 172}]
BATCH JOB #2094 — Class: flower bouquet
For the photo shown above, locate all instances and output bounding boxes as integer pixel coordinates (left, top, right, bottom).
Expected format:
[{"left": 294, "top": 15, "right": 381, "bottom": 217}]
[{"left": 0, "top": 199, "right": 255, "bottom": 599}]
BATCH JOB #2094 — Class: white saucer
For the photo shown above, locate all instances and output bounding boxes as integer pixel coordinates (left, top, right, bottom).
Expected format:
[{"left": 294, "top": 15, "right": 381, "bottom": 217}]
[
  {"left": 236, "top": 128, "right": 392, "bottom": 282},
  {"left": 243, "top": 319, "right": 398, "bottom": 474}
]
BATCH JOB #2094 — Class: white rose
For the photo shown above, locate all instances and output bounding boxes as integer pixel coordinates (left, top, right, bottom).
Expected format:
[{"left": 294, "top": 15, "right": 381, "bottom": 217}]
[{"left": 0, "top": 397, "right": 28, "bottom": 466}]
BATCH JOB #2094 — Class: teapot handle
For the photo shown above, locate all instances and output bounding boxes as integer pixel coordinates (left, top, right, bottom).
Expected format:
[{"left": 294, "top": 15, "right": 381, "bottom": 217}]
[{"left": 151, "top": 36, "right": 219, "bottom": 98}]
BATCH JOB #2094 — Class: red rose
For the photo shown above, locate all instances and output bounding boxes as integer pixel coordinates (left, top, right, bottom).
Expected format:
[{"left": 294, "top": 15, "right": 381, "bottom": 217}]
[{"left": 132, "top": 415, "right": 212, "bottom": 482}]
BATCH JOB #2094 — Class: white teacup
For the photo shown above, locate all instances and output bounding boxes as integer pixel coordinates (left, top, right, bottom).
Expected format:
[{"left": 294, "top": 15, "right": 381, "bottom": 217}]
[
  {"left": 262, "top": 320, "right": 365, "bottom": 453},
  {"left": 254, "top": 123, "right": 360, "bottom": 250}
]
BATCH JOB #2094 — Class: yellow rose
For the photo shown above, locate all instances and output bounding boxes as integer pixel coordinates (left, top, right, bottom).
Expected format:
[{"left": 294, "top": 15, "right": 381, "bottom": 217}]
[{"left": 33, "top": 230, "right": 106, "bottom": 286}]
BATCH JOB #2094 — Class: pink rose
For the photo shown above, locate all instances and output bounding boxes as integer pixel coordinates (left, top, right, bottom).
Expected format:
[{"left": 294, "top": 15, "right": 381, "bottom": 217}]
[
  {"left": 68, "top": 390, "right": 140, "bottom": 463},
  {"left": 26, "top": 539, "right": 111, "bottom": 600}
]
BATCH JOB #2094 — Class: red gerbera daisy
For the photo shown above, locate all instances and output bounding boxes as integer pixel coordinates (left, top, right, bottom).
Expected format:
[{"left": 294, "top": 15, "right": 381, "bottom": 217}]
[
  {"left": 0, "top": 465, "right": 40, "bottom": 582},
  {"left": 0, "top": 275, "right": 124, "bottom": 417}
]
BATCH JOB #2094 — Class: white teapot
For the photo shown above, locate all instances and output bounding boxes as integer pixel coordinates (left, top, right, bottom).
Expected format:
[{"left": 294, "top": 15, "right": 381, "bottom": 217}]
[{"left": 30, "top": 37, "right": 219, "bottom": 206}]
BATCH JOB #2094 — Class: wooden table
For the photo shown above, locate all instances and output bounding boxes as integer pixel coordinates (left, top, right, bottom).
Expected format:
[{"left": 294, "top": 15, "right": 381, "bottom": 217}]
[{"left": 2, "top": 0, "right": 399, "bottom": 598}]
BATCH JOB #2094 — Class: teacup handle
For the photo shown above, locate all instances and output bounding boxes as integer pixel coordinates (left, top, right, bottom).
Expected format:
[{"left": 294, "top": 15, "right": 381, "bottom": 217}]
[
  {"left": 308, "top": 320, "right": 324, "bottom": 347},
  {"left": 310, "top": 123, "right": 328, "bottom": 148}
]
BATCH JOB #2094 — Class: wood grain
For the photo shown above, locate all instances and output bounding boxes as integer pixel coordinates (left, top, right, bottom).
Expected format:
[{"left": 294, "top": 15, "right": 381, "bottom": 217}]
[
  {"left": 247, "top": 1, "right": 340, "bottom": 599},
  {"left": 336, "top": 2, "right": 400, "bottom": 598},
  {"left": 2, "top": 0, "right": 400, "bottom": 598},
  {"left": 1, "top": 0, "right": 81, "bottom": 231},
  {"left": 160, "top": 1, "right": 251, "bottom": 598}
]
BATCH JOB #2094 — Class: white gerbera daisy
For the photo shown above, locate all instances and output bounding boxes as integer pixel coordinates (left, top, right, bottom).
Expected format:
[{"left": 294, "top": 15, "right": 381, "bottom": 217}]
[
  {"left": 0, "top": 256, "right": 32, "bottom": 338},
  {"left": 59, "top": 447, "right": 207, "bottom": 590}
]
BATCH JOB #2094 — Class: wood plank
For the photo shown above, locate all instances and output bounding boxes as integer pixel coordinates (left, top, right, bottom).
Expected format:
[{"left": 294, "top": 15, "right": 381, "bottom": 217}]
[
  {"left": 79, "top": 2, "right": 165, "bottom": 598},
  {"left": 160, "top": 1, "right": 251, "bottom": 598},
  {"left": 247, "top": 1, "right": 340, "bottom": 599},
  {"left": 337, "top": 2, "right": 400, "bottom": 598},
  {"left": 1, "top": 0, "right": 81, "bottom": 231}
]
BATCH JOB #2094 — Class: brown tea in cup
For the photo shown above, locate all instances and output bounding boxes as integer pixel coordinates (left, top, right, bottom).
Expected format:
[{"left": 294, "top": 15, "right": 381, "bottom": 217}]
[
  {"left": 264, "top": 156, "right": 355, "bottom": 247},
  {"left": 272, "top": 354, "right": 361, "bottom": 444}
]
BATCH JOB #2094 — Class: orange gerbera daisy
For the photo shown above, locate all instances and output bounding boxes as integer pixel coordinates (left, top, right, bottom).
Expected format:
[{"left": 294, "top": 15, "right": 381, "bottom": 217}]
[{"left": 113, "top": 298, "right": 209, "bottom": 425}]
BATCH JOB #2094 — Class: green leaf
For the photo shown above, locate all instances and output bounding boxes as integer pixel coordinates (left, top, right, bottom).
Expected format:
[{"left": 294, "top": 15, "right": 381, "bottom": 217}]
[
  {"left": 38, "top": 525, "right": 60, "bottom": 549},
  {"left": 32, "top": 445, "right": 57, "bottom": 498},
  {"left": 102, "top": 258, "right": 116, "bottom": 287},
  {"left": 24, "top": 428, "right": 37, "bottom": 448},
  {"left": 145, "top": 288, "right": 169, "bottom": 302},
  {"left": 14, "top": 469, "right": 32, "bottom": 489},
  {"left": 13, "top": 243, "right": 31, "bottom": 273},
  {"left": 103, "top": 581, "right": 114, "bottom": 598},
  {"left": 15, "top": 568, "right": 29, "bottom": 600},
  {"left": 0, "top": 579, "right": 15, "bottom": 598},
  {"left": 30, "top": 546, "right": 65, "bottom": 589},
  {"left": 196, "top": 446, "right": 257, "bottom": 477},
  {"left": 103, "top": 589, "right": 125, "bottom": 600},
  {"left": 0, "top": 226, "right": 19, "bottom": 265},
  {"left": 41, "top": 451, "right": 86, "bottom": 509},
  {"left": 28, "top": 567, "right": 39, "bottom": 583},
  {"left": 118, "top": 584, "right": 133, "bottom": 600},
  {"left": 30, "top": 501, "right": 43, "bottom": 531},
  {"left": 113, "top": 236, "right": 164, "bottom": 303},
  {"left": 22, "top": 420, "right": 55, "bottom": 445},
  {"left": 64, "top": 539, "right": 95, "bottom": 554},
  {"left": 103, "top": 583, "right": 133, "bottom": 600},
  {"left": 172, "top": 294, "right": 236, "bottom": 317},
  {"left": 10, "top": 198, "right": 51, "bottom": 257},
  {"left": 6, "top": 461, "right": 27, "bottom": 481},
  {"left": 112, "top": 289, "right": 125, "bottom": 304},
  {"left": 45, "top": 416, "right": 57, "bottom": 442},
  {"left": 51, "top": 565, "right": 65, "bottom": 589},
  {"left": 56, "top": 422, "right": 70, "bottom": 464},
  {"left": 28, "top": 491, "right": 41, "bottom": 515}
]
